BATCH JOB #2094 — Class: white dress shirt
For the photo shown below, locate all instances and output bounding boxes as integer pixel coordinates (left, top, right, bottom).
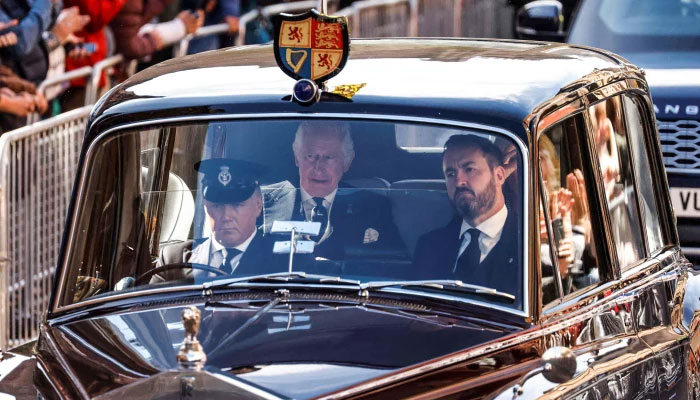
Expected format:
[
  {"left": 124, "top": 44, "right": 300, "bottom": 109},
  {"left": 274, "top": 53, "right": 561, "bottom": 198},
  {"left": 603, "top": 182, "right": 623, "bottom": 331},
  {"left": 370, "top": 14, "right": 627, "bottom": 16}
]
[
  {"left": 454, "top": 205, "right": 508, "bottom": 272},
  {"left": 209, "top": 230, "right": 257, "bottom": 273},
  {"left": 300, "top": 187, "right": 336, "bottom": 241}
]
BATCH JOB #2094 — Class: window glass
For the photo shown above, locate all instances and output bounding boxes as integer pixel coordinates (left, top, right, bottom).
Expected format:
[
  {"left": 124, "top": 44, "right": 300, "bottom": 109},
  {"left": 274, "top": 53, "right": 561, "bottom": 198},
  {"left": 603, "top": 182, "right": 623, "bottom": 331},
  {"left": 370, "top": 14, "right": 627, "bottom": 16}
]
[
  {"left": 540, "top": 115, "right": 601, "bottom": 306},
  {"left": 623, "top": 95, "right": 665, "bottom": 254},
  {"left": 589, "top": 96, "right": 645, "bottom": 269},
  {"left": 61, "top": 119, "right": 526, "bottom": 310}
]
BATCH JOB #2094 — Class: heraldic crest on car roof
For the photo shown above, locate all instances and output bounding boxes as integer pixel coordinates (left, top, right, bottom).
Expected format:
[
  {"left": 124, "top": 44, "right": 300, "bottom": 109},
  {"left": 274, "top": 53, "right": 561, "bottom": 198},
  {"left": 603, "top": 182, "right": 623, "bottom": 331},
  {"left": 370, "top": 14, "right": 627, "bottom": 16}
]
[{"left": 274, "top": 8, "right": 350, "bottom": 103}]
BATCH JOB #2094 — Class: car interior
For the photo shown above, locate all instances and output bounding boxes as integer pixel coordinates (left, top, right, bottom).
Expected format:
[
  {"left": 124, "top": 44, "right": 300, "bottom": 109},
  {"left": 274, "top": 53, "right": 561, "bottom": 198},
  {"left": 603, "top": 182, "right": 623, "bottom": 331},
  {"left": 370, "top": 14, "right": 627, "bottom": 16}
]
[{"left": 151, "top": 120, "right": 522, "bottom": 262}]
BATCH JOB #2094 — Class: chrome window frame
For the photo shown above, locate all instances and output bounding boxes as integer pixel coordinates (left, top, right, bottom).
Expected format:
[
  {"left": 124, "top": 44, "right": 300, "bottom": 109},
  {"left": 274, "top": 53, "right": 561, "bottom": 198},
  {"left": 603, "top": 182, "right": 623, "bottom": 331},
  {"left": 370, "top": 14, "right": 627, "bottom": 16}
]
[
  {"left": 534, "top": 73, "right": 680, "bottom": 319},
  {"left": 51, "top": 113, "right": 531, "bottom": 318}
]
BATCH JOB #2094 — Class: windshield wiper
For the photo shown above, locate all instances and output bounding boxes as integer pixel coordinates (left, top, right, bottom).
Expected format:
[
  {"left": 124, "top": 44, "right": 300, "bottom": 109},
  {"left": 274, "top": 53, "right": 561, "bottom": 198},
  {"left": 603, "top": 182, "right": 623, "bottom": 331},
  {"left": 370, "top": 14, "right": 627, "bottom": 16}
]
[
  {"left": 360, "top": 280, "right": 516, "bottom": 303},
  {"left": 204, "top": 276, "right": 514, "bottom": 303},
  {"left": 203, "top": 271, "right": 362, "bottom": 290}
]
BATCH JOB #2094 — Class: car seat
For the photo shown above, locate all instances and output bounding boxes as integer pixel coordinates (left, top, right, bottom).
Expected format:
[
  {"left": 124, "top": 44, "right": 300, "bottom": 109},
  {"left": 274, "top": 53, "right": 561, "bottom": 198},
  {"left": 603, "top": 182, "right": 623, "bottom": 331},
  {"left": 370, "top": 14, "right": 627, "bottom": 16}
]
[{"left": 389, "top": 179, "right": 454, "bottom": 256}]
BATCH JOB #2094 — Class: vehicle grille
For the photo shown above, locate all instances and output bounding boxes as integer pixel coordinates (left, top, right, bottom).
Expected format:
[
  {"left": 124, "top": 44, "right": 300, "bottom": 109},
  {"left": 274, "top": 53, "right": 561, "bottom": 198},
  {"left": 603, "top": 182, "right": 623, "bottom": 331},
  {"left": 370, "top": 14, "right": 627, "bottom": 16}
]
[{"left": 657, "top": 119, "right": 700, "bottom": 172}]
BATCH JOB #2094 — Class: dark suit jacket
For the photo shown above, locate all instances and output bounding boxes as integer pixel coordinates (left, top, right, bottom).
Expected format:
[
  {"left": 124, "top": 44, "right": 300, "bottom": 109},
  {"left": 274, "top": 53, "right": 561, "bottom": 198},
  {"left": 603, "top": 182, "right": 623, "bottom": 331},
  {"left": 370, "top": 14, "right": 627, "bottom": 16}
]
[
  {"left": 413, "top": 209, "right": 521, "bottom": 301},
  {"left": 151, "top": 228, "right": 285, "bottom": 283},
  {"left": 262, "top": 181, "right": 406, "bottom": 261}
]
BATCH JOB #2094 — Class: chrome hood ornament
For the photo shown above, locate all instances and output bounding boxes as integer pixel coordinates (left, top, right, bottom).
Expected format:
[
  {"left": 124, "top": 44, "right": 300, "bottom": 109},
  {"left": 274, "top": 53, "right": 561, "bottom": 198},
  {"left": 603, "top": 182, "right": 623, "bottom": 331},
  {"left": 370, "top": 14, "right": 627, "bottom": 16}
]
[{"left": 177, "top": 306, "right": 207, "bottom": 370}]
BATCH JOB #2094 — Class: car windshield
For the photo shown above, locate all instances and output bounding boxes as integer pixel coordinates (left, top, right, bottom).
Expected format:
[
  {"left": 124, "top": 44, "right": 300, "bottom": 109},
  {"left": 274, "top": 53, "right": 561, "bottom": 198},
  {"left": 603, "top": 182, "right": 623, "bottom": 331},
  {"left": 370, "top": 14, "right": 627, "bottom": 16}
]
[
  {"left": 568, "top": 0, "right": 700, "bottom": 54},
  {"left": 60, "top": 119, "right": 526, "bottom": 310}
]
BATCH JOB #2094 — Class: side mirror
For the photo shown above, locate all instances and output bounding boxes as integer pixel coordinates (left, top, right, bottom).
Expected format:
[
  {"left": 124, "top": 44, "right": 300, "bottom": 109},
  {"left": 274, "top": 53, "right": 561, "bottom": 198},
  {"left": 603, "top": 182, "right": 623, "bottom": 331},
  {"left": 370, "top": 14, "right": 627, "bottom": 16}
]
[
  {"left": 512, "top": 346, "right": 578, "bottom": 397},
  {"left": 515, "top": 0, "right": 565, "bottom": 42},
  {"left": 541, "top": 346, "right": 577, "bottom": 383},
  {"left": 512, "top": 346, "right": 577, "bottom": 397}
]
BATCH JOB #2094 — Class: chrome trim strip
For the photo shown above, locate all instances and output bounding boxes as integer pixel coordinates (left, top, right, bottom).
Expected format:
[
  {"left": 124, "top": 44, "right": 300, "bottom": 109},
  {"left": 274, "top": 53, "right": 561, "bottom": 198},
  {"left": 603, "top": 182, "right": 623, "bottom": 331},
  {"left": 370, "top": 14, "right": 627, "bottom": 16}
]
[
  {"left": 666, "top": 167, "right": 700, "bottom": 175},
  {"left": 53, "top": 113, "right": 530, "bottom": 318}
]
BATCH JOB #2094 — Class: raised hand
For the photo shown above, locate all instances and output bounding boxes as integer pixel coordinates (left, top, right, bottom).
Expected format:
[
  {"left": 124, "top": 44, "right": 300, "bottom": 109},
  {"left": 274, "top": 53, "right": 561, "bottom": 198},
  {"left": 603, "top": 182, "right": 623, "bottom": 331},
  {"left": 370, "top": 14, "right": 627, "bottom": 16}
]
[{"left": 53, "top": 7, "right": 90, "bottom": 43}]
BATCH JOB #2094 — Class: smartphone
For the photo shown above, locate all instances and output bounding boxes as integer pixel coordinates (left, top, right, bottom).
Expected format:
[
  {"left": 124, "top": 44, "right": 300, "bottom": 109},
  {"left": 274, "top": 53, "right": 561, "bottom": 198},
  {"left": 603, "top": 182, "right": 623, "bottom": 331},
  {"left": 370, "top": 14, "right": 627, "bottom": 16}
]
[
  {"left": 64, "top": 42, "right": 97, "bottom": 54},
  {"left": 81, "top": 42, "right": 97, "bottom": 54},
  {"left": 551, "top": 217, "right": 565, "bottom": 248}
]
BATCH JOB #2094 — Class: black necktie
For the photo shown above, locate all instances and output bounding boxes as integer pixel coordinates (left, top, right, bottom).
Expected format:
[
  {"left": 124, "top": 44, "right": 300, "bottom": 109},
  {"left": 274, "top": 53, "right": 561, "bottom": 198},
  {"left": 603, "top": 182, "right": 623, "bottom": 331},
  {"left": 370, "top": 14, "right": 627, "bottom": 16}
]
[
  {"left": 221, "top": 248, "right": 242, "bottom": 274},
  {"left": 310, "top": 197, "right": 328, "bottom": 238},
  {"left": 457, "top": 228, "right": 482, "bottom": 274}
]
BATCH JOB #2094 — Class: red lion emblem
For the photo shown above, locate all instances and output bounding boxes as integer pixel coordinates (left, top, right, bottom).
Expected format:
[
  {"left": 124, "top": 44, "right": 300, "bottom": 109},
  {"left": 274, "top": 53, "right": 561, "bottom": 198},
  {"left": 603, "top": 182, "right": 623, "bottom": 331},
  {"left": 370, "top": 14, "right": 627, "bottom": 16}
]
[
  {"left": 288, "top": 26, "right": 303, "bottom": 43},
  {"left": 317, "top": 54, "right": 333, "bottom": 70}
]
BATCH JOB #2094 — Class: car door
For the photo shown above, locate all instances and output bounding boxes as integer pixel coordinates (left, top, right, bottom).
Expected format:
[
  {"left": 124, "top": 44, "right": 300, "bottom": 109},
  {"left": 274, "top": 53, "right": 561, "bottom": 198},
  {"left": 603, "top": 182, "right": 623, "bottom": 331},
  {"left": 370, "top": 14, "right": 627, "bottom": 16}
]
[
  {"left": 537, "top": 105, "right": 656, "bottom": 400},
  {"left": 617, "top": 93, "right": 691, "bottom": 398}
]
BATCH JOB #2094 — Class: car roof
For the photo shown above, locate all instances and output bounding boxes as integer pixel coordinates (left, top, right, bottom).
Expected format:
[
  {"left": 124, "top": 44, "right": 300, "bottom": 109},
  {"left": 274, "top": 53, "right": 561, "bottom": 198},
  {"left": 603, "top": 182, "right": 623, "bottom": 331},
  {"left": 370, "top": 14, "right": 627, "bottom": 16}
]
[{"left": 88, "top": 38, "right": 628, "bottom": 143}]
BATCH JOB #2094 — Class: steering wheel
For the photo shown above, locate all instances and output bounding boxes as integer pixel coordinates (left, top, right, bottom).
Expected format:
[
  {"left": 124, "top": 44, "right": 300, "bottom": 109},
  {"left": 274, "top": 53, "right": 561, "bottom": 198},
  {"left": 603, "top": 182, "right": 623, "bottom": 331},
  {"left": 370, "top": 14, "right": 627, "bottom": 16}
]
[{"left": 135, "top": 262, "right": 228, "bottom": 286}]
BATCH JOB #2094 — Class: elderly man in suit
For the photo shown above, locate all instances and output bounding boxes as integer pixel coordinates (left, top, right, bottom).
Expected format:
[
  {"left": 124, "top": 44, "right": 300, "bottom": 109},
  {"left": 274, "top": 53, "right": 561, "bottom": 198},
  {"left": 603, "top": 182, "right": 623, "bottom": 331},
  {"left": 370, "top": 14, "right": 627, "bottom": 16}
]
[
  {"left": 413, "top": 134, "right": 521, "bottom": 298},
  {"left": 152, "top": 158, "right": 282, "bottom": 283},
  {"left": 263, "top": 121, "right": 405, "bottom": 261}
]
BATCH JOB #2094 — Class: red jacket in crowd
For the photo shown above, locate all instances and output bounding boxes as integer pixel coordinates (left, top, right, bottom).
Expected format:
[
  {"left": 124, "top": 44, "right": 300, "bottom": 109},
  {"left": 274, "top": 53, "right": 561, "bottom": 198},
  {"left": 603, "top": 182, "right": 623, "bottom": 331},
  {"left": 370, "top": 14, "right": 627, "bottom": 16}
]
[{"left": 64, "top": 0, "right": 127, "bottom": 87}]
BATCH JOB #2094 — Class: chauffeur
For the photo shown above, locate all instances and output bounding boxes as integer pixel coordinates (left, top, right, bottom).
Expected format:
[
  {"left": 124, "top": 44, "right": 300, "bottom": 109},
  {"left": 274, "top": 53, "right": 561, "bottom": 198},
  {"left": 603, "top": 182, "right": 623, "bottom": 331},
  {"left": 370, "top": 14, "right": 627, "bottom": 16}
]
[
  {"left": 413, "top": 134, "right": 520, "bottom": 296},
  {"left": 152, "top": 159, "right": 282, "bottom": 283},
  {"left": 263, "top": 121, "right": 405, "bottom": 260}
]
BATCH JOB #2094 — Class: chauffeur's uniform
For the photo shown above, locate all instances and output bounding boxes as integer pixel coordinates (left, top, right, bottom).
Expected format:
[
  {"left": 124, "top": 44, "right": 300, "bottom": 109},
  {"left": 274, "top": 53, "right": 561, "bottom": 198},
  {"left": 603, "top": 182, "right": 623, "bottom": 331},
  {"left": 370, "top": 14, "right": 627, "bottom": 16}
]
[
  {"left": 262, "top": 180, "right": 406, "bottom": 261},
  {"left": 151, "top": 158, "right": 284, "bottom": 283},
  {"left": 151, "top": 227, "right": 284, "bottom": 283}
]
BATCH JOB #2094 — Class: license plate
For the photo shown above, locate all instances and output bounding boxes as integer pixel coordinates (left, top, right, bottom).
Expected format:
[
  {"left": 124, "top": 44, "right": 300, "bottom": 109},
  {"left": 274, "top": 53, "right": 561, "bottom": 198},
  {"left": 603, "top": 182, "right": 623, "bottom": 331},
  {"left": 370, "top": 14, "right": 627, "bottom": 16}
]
[{"left": 670, "top": 187, "right": 700, "bottom": 218}]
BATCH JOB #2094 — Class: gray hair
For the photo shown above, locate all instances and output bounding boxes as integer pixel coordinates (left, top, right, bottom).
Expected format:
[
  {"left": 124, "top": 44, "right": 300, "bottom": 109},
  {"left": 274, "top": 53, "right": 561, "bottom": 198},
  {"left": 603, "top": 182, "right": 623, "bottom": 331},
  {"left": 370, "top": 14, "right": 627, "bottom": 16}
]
[{"left": 292, "top": 121, "right": 355, "bottom": 166}]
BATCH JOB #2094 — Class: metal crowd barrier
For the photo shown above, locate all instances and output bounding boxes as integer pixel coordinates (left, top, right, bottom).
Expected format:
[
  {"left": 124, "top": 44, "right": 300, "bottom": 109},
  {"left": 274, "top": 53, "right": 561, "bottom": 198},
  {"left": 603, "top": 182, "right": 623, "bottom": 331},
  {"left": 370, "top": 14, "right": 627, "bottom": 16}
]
[
  {"left": 0, "top": 106, "right": 91, "bottom": 350},
  {"left": 26, "top": 66, "right": 92, "bottom": 125},
  {"left": 26, "top": 54, "right": 128, "bottom": 125},
  {"left": 84, "top": 54, "right": 126, "bottom": 105},
  {"left": 236, "top": 0, "right": 319, "bottom": 47},
  {"left": 337, "top": 0, "right": 510, "bottom": 38},
  {"left": 460, "top": 0, "right": 513, "bottom": 38},
  {"left": 343, "top": 0, "right": 415, "bottom": 37},
  {"left": 417, "top": 0, "right": 461, "bottom": 37},
  {"left": 174, "top": 23, "right": 230, "bottom": 57}
]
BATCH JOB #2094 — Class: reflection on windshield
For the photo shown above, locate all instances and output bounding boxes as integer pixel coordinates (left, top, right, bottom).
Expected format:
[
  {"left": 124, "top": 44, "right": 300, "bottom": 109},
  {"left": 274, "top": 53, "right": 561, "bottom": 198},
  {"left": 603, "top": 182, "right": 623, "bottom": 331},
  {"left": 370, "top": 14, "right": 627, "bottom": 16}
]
[{"left": 61, "top": 119, "right": 525, "bottom": 309}]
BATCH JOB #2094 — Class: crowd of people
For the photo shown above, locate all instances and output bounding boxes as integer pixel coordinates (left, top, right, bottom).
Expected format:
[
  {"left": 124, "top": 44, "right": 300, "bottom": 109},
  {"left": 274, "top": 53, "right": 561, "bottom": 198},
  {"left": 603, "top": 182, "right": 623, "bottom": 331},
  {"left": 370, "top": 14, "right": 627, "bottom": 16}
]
[
  {"left": 538, "top": 94, "right": 649, "bottom": 304},
  {"left": 0, "top": 0, "right": 279, "bottom": 134}
]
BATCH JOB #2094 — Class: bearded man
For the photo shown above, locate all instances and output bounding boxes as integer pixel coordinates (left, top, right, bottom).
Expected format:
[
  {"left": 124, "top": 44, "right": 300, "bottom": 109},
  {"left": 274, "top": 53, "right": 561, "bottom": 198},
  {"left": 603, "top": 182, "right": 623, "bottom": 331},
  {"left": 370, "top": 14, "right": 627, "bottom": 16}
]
[{"left": 412, "top": 134, "right": 521, "bottom": 297}]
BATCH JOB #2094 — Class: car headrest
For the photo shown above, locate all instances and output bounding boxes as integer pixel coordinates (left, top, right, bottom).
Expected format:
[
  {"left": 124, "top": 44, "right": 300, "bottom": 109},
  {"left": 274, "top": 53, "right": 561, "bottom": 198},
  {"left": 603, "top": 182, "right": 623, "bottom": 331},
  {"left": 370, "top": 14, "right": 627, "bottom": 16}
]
[
  {"left": 142, "top": 168, "right": 195, "bottom": 244},
  {"left": 344, "top": 177, "right": 391, "bottom": 191},
  {"left": 389, "top": 179, "right": 454, "bottom": 256}
]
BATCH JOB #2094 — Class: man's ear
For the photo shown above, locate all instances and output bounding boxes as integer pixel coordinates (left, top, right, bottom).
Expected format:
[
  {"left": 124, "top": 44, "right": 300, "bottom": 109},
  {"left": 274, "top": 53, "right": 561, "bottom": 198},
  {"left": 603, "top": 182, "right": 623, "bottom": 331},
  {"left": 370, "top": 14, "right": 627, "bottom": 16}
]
[
  {"left": 494, "top": 165, "right": 506, "bottom": 184},
  {"left": 343, "top": 151, "right": 355, "bottom": 173}
]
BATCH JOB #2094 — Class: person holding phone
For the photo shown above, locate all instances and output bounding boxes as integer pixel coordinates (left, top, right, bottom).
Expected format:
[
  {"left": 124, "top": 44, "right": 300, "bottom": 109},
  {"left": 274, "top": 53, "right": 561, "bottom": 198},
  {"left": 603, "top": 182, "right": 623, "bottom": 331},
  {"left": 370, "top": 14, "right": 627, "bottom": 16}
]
[
  {"left": 59, "top": 0, "right": 127, "bottom": 111},
  {"left": 185, "top": 0, "right": 241, "bottom": 55}
]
